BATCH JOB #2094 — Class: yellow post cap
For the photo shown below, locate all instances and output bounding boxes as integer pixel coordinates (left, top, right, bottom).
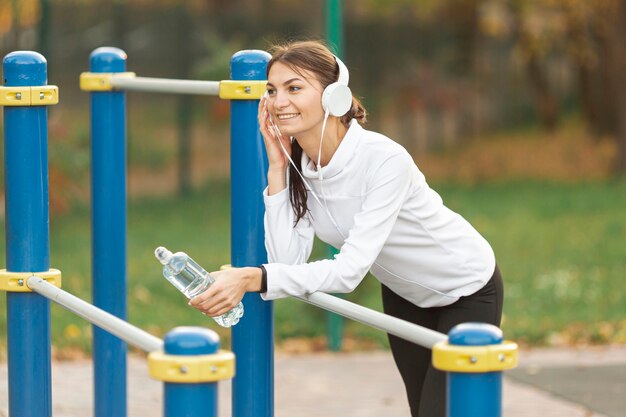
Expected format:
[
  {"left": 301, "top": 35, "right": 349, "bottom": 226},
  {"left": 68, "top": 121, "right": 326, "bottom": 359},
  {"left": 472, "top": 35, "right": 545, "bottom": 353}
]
[
  {"left": 0, "top": 269, "right": 62, "bottom": 292},
  {"left": 432, "top": 340, "right": 518, "bottom": 373},
  {"left": 148, "top": 350, "right": 235, "bottom": 383}
]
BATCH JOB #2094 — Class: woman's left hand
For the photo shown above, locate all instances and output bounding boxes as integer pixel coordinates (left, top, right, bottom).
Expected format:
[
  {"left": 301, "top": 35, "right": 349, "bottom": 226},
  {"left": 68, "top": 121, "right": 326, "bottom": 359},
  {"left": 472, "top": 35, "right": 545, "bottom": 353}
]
[{"left": 189, "top": 267, "right": 261, "bottom": 317}]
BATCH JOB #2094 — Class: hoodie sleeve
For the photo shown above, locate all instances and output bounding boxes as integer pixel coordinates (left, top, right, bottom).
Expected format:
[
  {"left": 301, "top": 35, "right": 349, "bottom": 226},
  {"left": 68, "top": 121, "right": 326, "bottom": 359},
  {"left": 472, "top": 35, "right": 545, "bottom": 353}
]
[
  {"left": 261, "top": 152, "right": 413, "bottom": 300},
  {"left": 263, "top": 186, "right": 315, "bottom": 265}
]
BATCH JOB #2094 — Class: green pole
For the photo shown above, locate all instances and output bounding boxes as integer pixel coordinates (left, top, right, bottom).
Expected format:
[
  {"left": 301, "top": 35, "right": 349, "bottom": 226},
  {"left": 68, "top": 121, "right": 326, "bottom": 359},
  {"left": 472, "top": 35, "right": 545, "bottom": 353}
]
[
  {"left": 325, "top": 0, "right": 344, "bottom": 57},
  {"left": 325, "top": 0, "right": 345, "bottom": 352}
]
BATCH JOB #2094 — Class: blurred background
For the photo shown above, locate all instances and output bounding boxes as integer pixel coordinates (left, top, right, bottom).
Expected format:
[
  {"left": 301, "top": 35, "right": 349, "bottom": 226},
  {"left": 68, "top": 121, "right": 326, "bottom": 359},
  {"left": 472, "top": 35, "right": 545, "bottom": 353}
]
[{"left": 0, "top": 0, "right": 625, "bottom": 358}]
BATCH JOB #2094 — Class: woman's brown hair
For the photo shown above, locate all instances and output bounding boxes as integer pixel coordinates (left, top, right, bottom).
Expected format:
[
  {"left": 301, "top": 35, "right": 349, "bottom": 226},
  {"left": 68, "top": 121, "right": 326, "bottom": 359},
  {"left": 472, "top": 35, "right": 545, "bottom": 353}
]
[{"left": 267, "top": 40, "right": 367, "bottom": 224}]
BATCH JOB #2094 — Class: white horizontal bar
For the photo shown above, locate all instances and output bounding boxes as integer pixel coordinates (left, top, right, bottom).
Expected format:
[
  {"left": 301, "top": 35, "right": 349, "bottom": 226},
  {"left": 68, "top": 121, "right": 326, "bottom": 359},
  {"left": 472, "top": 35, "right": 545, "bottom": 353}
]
[
  {"left": 298, "top": 292, "right": 447, "bottom": 349},
  {"left": 27, "top": 276, "right": 163, "bottom": 352},
  {"left": 110, "top": 76, "right": 220, "bottom": 96},
  {"left": 28, "top": 275, "right": 445, "bottom": 350}
]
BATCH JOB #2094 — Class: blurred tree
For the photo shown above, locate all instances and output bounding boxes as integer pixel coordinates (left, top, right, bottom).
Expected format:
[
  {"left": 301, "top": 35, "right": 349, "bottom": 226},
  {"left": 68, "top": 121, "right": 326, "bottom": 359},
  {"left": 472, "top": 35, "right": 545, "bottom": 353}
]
[
  {"left": 362, "top": 0, "right": 440, "bottom": 20},
  {"left": 5, "top": 0, "right": 40, "bottom": 50},
  {"left": 176, "top": 4, "right": 192, "bottom": 197},
  {"left": 37, "top": 0, "right": 50, "bottom": 57},
  {"left": 562, "top": 1, "right": 602, "bottom": 135},
  {"left": 481, "top": 0, "right": 626, "bottom": 173},
  {"left": 548, "top": 0, "right": 626, "bottom": 172},
  {"left": 8, "top": 0, "right": 23, "bottom": 51},
  {"left": 508, "top": 0, "right": 562, "bottom": 130},
  {"left": 554, "top": 0, "right": 618, "bottom": 137},
  {"left": 600, "top": 0, "right": 626, "bottom": 173},
  {"left": 111, "top": 0, "right": 127, "bottom": 49},
  {"left": 442, "top": 0, "right": 481, "bottom": 74}
]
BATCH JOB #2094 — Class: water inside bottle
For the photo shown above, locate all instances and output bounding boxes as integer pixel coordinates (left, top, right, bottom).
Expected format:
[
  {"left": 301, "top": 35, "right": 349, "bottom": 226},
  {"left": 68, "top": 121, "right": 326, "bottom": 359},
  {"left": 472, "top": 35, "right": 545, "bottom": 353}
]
[{"left": 168, "top": 256, "right": 213, "bottom": 298}]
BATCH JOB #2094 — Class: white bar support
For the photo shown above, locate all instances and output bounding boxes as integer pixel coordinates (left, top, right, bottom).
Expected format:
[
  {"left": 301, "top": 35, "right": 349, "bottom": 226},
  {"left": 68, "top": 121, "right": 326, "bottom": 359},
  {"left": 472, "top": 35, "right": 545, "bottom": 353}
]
[
  {"left": 27, "top": 276, "right": 445, "bottom": 350},
  {"left": 27, "top": 276, "right": 163, "bottom": 352},
  {"left": 110, "top": 76, "right": 220, "bottom": 96},
  {"left": 298, "top": 292, "right": 447, "bottom": 349}
]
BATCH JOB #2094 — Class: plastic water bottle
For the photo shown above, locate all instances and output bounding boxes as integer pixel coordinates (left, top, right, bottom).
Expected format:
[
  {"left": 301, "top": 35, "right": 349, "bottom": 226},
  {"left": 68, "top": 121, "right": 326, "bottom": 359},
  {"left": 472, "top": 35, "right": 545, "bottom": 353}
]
[{"left": 154, "top": 246, "right": 244, "bottom": 327}]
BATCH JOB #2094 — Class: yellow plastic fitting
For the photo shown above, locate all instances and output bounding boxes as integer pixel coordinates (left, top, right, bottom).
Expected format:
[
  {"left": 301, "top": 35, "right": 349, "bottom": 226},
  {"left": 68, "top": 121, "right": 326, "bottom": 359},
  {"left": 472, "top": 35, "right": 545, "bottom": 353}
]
[
  {"left": 0, "top": 269, "right": 62, "bottom": 292},
  {"left": 219, "top": 80, "right": 267, "bottom": 100},
  {"left": 148, "top": 350, "right": 235, "bottom": 383},
  {"left": 0, "top": 86, "right": 59, "bottom": 106},
  {"left": 79, "top": 72, "right": 136, "bottom": 91},
  {"left": 432, "top": 340, "right": 518, "bottom": 373}
]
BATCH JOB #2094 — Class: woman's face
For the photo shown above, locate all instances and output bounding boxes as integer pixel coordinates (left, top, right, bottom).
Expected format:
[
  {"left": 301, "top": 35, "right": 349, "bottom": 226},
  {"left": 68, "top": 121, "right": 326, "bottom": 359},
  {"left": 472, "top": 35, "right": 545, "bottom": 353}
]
[{"left": 266, "top": 62, "right": 325, "bottom": 138}]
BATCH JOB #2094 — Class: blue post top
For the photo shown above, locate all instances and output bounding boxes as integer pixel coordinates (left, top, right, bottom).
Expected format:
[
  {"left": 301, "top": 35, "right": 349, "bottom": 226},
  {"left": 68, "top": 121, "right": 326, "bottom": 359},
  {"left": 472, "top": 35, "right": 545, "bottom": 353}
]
[
  {"left": 448, "top": 323, "right": 503, "bottom": 346},
  {"left": 3, "top": 51, "right": 47, "bottom": 87},
  {"left": 230, "top": 50, "right": 271, "bottom": 81},
  {"left": 164, "top": 327, "right": 220, "bottom": 355},
  {"left": 89, "top": 47, "right": 127, "bottom": 73}
]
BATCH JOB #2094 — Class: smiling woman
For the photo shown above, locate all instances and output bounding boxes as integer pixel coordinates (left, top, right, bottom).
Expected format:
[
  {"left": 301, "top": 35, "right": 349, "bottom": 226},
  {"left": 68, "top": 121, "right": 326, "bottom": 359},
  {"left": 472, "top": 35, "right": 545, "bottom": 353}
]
[
  {"left": 261, "top": 41, "right": 367, "bottom": 219},
  {"left": 188, "top": 40, "right": 503, "bottom": 417}
]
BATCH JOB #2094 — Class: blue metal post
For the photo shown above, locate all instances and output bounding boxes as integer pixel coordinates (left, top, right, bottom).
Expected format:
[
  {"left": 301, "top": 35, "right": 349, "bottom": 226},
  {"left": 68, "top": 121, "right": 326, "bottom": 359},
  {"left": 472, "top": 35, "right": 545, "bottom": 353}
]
[
  {"left": 447, "top": 323, "right": 503, "bottom": 417},
  {"left": 229, "top": 50, "right": 274, "bottom": 417},
  {"left": 163, "top": 328, "right": 220, "bottom": 417},
  {"left": 3, "top": 51, "right": 52, "bottom": 417},
  {"left": 89, "top": 47, "right": 128, "bottom": 417}
]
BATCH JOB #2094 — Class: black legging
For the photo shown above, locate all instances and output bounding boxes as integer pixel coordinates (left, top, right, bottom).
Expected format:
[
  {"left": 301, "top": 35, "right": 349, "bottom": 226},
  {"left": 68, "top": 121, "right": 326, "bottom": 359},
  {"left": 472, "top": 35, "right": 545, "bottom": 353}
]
[{"left": 382, "top": 266, "right": 503, "bottom": 417}]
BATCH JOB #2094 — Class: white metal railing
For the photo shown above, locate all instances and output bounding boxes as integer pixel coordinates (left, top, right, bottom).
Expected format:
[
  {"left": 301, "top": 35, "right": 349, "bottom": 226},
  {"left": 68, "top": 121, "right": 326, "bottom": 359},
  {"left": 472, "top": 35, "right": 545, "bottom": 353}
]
[
  {"left": 28, "top": 275, "right": 446, "bottom": 350},
  {"left": 110, "top": 76, "right": 220, "bottom": 96},
  {"left": 27, "top": 276, "right": 163, "bottom": 352},
  {"left": 298, "top": 292, "right": 447, "bottom": 349}
]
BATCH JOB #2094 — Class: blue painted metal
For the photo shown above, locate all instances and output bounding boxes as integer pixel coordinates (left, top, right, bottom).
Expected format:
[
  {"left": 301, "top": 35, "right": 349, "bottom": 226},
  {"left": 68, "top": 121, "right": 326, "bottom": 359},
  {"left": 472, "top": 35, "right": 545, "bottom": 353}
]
[
  {"left": 163, "top": 327, "right": 220, "bottom": 417},
  {"left": 3, "top": 51, "right": 52, "bottom": 417},
  {"left": 229, "top": 49, "right": 274, "bottom": 417},
  {"left": 164, "top": 327, "right": 220, "bottom": 355},
  {"left": 447, "top": 323, "right": 503, "bottom": 417},
  {"left": 89, "top": 47, "right": 128, "bottom": 417}
]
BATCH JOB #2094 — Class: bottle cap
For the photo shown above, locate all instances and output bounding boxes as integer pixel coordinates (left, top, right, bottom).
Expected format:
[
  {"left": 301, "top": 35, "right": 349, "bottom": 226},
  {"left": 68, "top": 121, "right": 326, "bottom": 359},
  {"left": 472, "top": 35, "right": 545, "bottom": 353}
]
[{"left": 155, "top": 246, "right": 173, "bottom": 265}]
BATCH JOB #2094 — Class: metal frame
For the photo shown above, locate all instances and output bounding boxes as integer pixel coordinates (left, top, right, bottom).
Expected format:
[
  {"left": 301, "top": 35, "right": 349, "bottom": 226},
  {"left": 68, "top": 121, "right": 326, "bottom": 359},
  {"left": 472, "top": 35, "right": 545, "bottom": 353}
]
[
  {"left": 228, "top": 49, "right": 274, "bottom": 417},
  {"left": 299, "top": 292, "right": 447, "bottom": 348},
  {"left": 0, "top": 85, "right": 58, "bottom": 106},
  {"left": 148, "top": 350, "right": 235, "bottom": 383},
  {"left": 1, "top": 45, "right": 518, "bottom": 417},
  {"left": 3, "top": 50, "right": 53, "bottom": 417},
  {"left": 79, "top": 72, "right": 266, "bottom": 99},
  {"left": 27, "top": 276, "right": 162, "bottom": 352},
  {"left": 88, "top": 46, "right": 129, "bottom": 417},
  {"left": 0, "top": 269, "right": 61, "bottom": 292}
]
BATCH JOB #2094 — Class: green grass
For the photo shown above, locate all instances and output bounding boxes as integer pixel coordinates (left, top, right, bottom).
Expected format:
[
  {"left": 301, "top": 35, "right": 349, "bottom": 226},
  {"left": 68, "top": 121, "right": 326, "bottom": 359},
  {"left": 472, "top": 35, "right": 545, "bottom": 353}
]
[
  {"left": 1, "top": 179, "right": 625, "bottom": 356},
  {"left": 437, "top": 181, "right": 626, "bottom": 345}
]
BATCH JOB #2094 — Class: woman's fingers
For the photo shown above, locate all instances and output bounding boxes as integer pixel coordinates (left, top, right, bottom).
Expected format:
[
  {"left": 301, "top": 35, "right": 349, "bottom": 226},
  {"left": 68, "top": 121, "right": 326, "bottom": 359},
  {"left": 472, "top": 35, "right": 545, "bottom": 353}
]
[
  {"left": 257, "top": 97, "right": 292, "bottom": 167},
  {"left": 206, "top": 300, "right": 236, "bottom": 317},
  {"left": 190, "top": 292, "right": 237, "bottom": 317},
  {"left": 188, "top": 269, "right": 246, "bottom": 316},
  {"left": 258, "top": 99, "right": 273, "bottom": 137}
]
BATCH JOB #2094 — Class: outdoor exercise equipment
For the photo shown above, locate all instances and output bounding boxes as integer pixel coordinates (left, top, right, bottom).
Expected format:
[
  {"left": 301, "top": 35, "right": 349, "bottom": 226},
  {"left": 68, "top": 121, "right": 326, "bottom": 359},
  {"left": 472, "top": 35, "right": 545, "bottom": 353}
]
[{"left": 1, "top": 48, "right": 518, "bottom": 417}]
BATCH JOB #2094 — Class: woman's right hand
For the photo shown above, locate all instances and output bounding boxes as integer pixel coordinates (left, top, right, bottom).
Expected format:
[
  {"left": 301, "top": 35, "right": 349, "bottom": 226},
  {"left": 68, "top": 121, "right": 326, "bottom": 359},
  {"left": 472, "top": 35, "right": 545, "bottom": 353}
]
[{"left": 258, "top": 96, "right": 292, "bottom": 170}]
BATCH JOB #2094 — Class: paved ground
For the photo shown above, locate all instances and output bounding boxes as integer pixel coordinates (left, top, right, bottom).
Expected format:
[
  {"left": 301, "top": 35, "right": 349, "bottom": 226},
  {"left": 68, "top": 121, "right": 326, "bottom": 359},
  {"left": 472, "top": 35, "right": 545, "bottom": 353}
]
[{"left": 1, "top": 345, "right": 625, "bottom": 417}]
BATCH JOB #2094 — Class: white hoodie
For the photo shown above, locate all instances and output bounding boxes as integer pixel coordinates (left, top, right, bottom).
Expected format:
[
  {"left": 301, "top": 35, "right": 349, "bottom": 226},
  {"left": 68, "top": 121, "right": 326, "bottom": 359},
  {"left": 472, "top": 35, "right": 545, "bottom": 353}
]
[{"left": 262, "top": 120, "right": 495, "bottom": 308}]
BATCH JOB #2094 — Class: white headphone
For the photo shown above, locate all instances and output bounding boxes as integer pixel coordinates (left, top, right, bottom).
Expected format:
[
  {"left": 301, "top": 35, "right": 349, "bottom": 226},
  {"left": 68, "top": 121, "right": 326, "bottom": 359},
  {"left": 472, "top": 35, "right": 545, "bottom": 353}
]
[{"left": 321, "top": 55, "right": 352, "bottom": 117}]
